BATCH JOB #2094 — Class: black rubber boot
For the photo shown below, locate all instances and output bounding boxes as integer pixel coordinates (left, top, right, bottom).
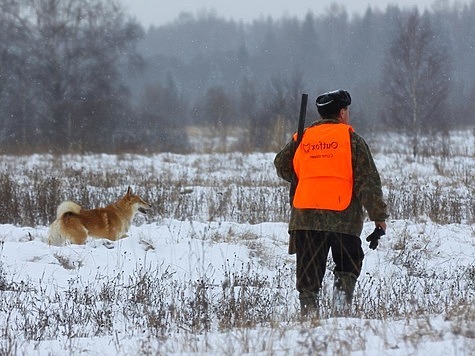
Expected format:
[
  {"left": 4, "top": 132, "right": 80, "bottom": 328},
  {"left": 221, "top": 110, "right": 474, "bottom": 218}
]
[
  {"left": 299, "top": 290, "right": 318, "bottom": 319},
  {"left": 332, "top": 272, "right": 357, "bottom": 317}
]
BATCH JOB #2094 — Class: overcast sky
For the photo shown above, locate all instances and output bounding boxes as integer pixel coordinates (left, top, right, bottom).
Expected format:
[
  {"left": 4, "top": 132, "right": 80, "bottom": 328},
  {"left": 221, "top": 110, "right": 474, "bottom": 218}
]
[{"left": 118, "top": 0, "right": 467, "bottom": 27}]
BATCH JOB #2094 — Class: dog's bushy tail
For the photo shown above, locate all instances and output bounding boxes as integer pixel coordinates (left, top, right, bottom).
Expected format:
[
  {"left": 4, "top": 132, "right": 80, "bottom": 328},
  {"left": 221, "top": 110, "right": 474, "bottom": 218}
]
[{"left": 56, "top": 201, "right": 81, "bottom": 219}]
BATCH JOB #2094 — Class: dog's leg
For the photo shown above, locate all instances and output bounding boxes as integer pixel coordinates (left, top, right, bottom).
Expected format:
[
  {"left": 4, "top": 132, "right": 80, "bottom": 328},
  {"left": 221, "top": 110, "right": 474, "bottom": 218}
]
[
  {"left": 47, "top": 221, "right": 66, "bottom": 246},
  {"left": 68, "top": 225, "right": 89, "bottom": 245}
]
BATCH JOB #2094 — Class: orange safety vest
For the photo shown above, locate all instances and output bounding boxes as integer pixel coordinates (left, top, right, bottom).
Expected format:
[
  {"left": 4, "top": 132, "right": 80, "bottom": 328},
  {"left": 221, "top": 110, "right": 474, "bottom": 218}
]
[{"left": 292, "top": 123, "right": 354, "bottom": 211}]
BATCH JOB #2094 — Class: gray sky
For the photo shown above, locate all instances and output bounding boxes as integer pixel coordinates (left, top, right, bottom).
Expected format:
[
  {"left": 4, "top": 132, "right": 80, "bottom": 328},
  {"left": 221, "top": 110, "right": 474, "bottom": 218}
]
[{"left": 119, "top": 0, "right": 467, "bottom": 27}]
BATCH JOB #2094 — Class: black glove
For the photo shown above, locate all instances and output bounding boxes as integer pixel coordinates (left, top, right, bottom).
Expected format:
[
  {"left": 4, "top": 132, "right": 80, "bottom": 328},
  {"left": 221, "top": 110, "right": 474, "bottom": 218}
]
[{"left": 366, "top": 226, "right": 385, "bottom": 250}]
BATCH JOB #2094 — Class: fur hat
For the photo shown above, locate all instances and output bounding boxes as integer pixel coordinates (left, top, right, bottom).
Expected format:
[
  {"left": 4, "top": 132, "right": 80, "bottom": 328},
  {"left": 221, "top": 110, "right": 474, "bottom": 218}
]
[{"left": 316, "top": 90, "right": 351, "bottom": 117}]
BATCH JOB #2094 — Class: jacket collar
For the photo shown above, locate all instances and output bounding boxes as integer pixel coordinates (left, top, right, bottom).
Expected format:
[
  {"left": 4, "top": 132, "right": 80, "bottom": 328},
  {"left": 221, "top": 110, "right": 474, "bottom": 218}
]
[{"left": 310, "top": 118, "right": 341, "bottom": 126}]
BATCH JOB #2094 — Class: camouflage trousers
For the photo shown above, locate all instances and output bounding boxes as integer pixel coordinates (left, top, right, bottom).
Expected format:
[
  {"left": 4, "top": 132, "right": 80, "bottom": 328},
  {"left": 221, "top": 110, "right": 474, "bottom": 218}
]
[{"left": 294, "top": 230, "right": 364, "bottom": 294}]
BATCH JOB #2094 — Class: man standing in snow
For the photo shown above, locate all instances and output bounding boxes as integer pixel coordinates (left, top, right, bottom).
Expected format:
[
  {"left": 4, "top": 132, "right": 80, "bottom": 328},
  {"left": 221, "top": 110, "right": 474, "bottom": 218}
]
[{"left": 274, "top": 89, "right": 388, "bottom": 317}]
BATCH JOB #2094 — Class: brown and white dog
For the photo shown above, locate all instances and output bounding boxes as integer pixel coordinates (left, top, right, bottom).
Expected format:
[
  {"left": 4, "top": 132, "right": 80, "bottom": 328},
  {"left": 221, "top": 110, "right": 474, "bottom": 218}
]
[{"left": 48, "top": 187, "right": 150, "bottom": 245}]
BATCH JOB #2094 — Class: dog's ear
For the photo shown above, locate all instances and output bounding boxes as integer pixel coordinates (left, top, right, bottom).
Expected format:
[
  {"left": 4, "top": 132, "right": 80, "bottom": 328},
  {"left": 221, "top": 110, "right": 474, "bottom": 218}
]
[{"left": 127, "top": 186, "right": 132, "bottom": 196}]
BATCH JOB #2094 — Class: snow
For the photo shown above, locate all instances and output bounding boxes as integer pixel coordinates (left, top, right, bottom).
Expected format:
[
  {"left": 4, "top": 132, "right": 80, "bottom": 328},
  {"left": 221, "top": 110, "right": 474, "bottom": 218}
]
[{"left": 0, "top": 131, "right": 474, "bottom": 355}]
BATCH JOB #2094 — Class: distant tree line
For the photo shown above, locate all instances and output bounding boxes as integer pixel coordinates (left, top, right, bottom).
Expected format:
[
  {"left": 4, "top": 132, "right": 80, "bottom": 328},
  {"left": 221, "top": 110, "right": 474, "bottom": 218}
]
[
  {"left": 0, "top": 0, "right": 144, "bottom": 153},
  {"left": 1, "top": 0, "right": 474, "bottom": 154}
]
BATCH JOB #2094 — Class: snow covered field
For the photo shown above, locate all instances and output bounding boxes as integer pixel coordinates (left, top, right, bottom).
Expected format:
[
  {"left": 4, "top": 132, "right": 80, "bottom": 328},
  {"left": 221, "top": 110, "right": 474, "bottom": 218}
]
[{"left": 0, "top": 131, "right": 474, "bottom": 355}]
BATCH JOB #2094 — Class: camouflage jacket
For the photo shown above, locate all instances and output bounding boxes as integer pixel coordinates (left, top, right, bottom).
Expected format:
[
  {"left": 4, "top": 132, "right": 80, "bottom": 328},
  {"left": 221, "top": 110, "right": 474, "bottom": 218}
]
[{"left": 274, "top": 118, "right": 388, "bottom": 238}]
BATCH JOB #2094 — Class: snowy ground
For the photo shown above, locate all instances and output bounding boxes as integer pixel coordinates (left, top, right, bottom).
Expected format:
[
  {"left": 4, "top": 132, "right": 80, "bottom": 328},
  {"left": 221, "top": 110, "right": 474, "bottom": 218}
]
[{"left": 0, "top": 130, "right": 474, "bottom": 355}]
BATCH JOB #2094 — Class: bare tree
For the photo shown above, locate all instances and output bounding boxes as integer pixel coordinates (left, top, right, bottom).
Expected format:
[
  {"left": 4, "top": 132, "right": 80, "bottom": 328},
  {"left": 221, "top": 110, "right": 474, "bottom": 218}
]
[
  {"left": 137, "top": 73, "right": 189, "bottom": 152},
  {"left": 203, "top": 86, "right": 234, "bottom": 151},
  {"left": 237, "top": 76, "right": 258, "bottom": 151},
  {"left": 381, "top": 10, "right": 451, "bottom": 157},
  {"left": 0, "top": 0, "right": 143, "bottom": 152},
  {"left": 268, "top": 68, "right": 304, "bottom": 150},
  {"left": 0, "top": 0, "right": 36, "bottom": 149}
]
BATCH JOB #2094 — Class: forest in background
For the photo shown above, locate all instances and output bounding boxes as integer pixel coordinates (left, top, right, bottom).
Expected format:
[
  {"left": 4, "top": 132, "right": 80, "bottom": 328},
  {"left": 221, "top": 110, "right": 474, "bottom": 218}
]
[{"left": 0, "top": 0, "right": 474, "bottom": 154}]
